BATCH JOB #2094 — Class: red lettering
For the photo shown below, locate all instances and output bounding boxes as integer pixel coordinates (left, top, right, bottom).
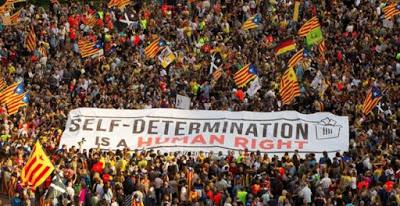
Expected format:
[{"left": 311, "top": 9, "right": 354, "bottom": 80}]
[
  {"left": 234, "top": 137, "right": 248, "bottom": 148},
  {"left": 137, "top": 137, "right": 152, "bottom": 147},
  {"left": 155, "top": 137, "right": 170, "bottom": 144},
  {"left": 191, "top": 134, "right": 207, "bottom": 144},
  {"left": 171, "top": 136, "right": 189, "bottom": 144},
  {"left": 210, "top": 135, "right": 224, "bottom": 145},
  {"left": 250, "top": 138, "right": 257, "bottom": 149},
  {"left": 294, "top": 140, "right": 307, "bottom": 149},
  {"left": 259, "top": 139, "right": 273, "bottom": 150},
  {"left": 277, "top": 139, "right": 291, "bottom": 149}
]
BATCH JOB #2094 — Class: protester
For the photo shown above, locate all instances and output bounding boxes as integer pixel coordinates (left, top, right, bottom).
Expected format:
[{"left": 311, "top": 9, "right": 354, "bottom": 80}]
[{"left": 0, "top": 0, "right": 399, "bottom": 206}]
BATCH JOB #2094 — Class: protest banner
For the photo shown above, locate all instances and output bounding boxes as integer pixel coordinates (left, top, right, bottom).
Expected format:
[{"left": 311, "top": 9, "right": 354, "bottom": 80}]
[{"left": 60, "top": 108, "right": 349, "bottom": 157}]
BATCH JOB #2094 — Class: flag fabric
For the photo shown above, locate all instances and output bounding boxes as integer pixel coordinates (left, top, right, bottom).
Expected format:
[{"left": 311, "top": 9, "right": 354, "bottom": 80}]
[
  {"left": 288, "top": 49, "right": 305, "bottom": 68},
  {"left": 275, "top": 39, "right": 296, "bottom": 55},
  {"left": 241, "top": 15, "right": 261, "bottom": 30},
  {"left": 311, "top": 70, "right": 329, "bottom": 99},
  {"left": 279, "top": 67, "right": 301, "bottom": 105},
  {"left": 108, "top": 0, "right": 131, "bottom": 9},
  {"left": 306, "top": 27, "right": 323, "bottom": 46},
  {"left": 38, "top": 46, "right": 48, "bottom": 57},
  {"left": 187, "top": 169, "right": 194, "bottom": 196},
  {"left": 7, "top": 92, "right": 29, "bottom": 115},
  {"left": 0, "top": 81, "right": 20, "bottom": 103},
  {"left": 212, "top": 68, "right": 222, "bottom": 81},
  {"left": 0, "top": 77, "right": 6, "bottom": 91},
  {"left": 234, "top": 64, "right": 258, "bottom": 88},
  {"left": 85, "top": 14, "right": 97, "bottom": 27},
  {"left": 318, "top": 40, "right": 326, "bottom": 55},
  {"left": 362, "top": 86, "right": 383, "bottom": 115},
  {"left": 293, "top": 1, "right": 301, "bottom": 22},
  {"left": 158, "top": 47, "right": 176, "bottom": 68},
  {"left": 2, "top": 9, "right": 21, "bottom": 25},
  {"left": 45, "top": 175, "right": 66, "bottom": 200},
  {"left": 21, "top": 142, "right": 55, "bottom": 189},
  {"left": 298, "top": 16, "right": 320, "bottom": 37},
  {"left": 2, "top": 81, "right": 23, "bottom": 105},
  {"left": 144, "top": 37, "right": 165, "bottom": 59},
  {"left": 25, "top": 26, "right": 37, "bottom": 52},
  {"left": 78, "top": 39, "right": 102, "bottom": 58},
  {"left": 209, "top": 52, "right": 223, "bottom": 74},
  {"left": 383, "top": 3, "right": 400, "bottom": 20},
  {"left": 4, "top": 0, "right": 26, "bottom": 6},
  {"left": 247, "top": 77, "right": 261, "bottom": 97}
]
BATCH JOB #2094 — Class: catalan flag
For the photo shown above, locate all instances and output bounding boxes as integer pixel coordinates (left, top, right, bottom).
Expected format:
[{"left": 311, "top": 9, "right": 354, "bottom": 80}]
[
  {"left": 362, "top": 86, "right": 382, "bottom": 115},
  {"left": 108, "top": 0, "right": 131, "bottom": 9},
  {"left": 2, "top": 9, "right": 21, "bottom": 25},
  {"left": 7, "top": 92, "right": 28, "bottom": 115},
  {"left": 279, "top": 67, "right": 301, "bottom": 105},
  {"left": 85, "top": 14, "right": 97, "bottom": 27},
  {"left": 2, "top": 81, "right": 23, "bottom": 105},
  {"left": 21, "top": 141, "right": 54, "bottom": 189},
  {"left": 25, "top": 26, "right": 37, "bottom": 52},
  {"left": 318, "top": 40, "right": 326, "bottom": 55},
  {"left": 0, "top": 77, "right": 6, "bottom": 91},
  {"left": 212, "top": 68, "right": 222, "bottom": 81},
  {"left": 383, "top": 3, "right": 400, "bottom": 20},
  {"left": 275, "top": 39, "right": 296, "bottom": 55},
  {"left": 144, "top": 37, "right": 166, "bottom": 59},
  {"left": 241, "top": 15, "right": 261, "bottom": 30},
  {"left": 234, "top": 64, "right": 258, "bottom": 88},
  {"left": 297, "top": 16, "right": 320, "bottom": 37},
  {"left": 78, "top": 39, "right": 102, "bottom": 58},
  {"left": 288, "top": 49, "right": 305, "bottom": 68},
  {"left": 0, "top": 81, "right": 20, "bottom": 103}
]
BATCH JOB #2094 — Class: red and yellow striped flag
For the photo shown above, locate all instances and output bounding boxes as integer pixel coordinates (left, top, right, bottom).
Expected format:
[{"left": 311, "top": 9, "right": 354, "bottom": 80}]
[
  {"left": 85, "top": 14, "right": 97, "bottom": 27},
  {"left": 0, "top": 77, "right": 6, "bottom": 91},
  {"left": 2, "top": 9, "right": 21, "bottom": 25},
  {"left": 7, "top": 92, "right": 28, "bottom": 115},
  {"left": 108, "top": 0, "right": 131, "bottom": 9},
  {"left": 383, "top": 3, "right": 400, "bottom": 20},
  {"left": 25, "top": 26, "right": 37, "bottom": 52},
  {"left": 144, "top": 37, "right": 164, "bottom": 59},
  {"left": 78, "top": 39, "right": 100, "bottom": 58},
  {"left": 279, "top": 67, "right": 301, "bottom": 105},
  {"left": 0, "top": 82, "right": 20, "bottom": 103},
  {"left": 288, "top": 49, "right": 304, "bottom": 68},
  {"left": 362, "top": 86, "right": 382, "bottom": 115},
  {"left": 21, "top": 142, "right": 54, "bottom": 189},
  {"left": 297, "top": 16, "right": 320, "bottom": 37}
]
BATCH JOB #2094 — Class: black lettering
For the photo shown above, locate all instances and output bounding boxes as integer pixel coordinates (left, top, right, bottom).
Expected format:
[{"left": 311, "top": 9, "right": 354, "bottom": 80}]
[
  {"left": 109, "top": 120, "right": 121, "bottom": 132},
  {"left": 281, "top": 123, "right": 292, "bottom": 138},
  {"left": 273, "top": 122, "right": 279, "bottom": 137},
  {"left": 96, "top": 119, "right": 107, "bottom": 131},
  {"left": 162, "top": 120, "right": 173, "bottom": 135},
  {"left": 83, "top": 119, "right": 94, "bottom": 131},
  {"left": 230, "top": 122, "right": 243, "bottom": 134},
  {"left": 148, "top": 120, "right": 159, "bottom": 134},
  {"left": 203, "top": 122, "right": 220, "bottom": 133},
  {"left": 133, "top": 119, "right": 145, "bottom": 133},
  {"left": 117, "top": 139, "right": 127, "bottom": 148},
  {"left": 296, "top": 123, "right": 308, "bottom": 139},
  {"left": 245, "top": 123, "right": 258, "bottom": 137},
  {"left": 261, "top": 123, "right": 271, "bottom": 138},
  {"left": 188, "top": 122, "right": 201, "bottom": 134},
  {"left": 69, "top": 118, "right": 81, "bottom": 132},
  {"left": 222, "top": 121, "right": 228, "bottom": 133},
  {"left": 175, "top": 121, "right": 186, "bottom": 135},
  {"left": 101, "top": 137, "right": 110, "bottom": 146}
]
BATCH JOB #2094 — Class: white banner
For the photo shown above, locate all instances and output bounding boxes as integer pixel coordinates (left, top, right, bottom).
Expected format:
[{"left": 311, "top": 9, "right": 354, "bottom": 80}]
[
  {"left": 60, "top": 108, "right": 349, "bottom": 156},
  {"left": 176, "top": 95, "right": 191, "bottom": 110}
]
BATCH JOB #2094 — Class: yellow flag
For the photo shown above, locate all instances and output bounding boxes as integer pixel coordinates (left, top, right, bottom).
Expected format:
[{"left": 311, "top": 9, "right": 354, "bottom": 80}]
[{"left": 293, "top": 1, "right": 300, "bottom": 22}]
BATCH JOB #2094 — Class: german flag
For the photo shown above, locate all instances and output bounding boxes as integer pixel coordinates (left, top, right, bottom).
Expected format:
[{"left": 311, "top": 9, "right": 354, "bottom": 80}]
[
  {"left": 297, "top": 16, "right": 320, "bottom": 37},
  {"left": 383, "top": 3, "right": 400, "bottom": 20},
  {"left": 241, "top": 15, "right": 261, "bottom": 30},
  {"left": 234, "top": 64, "right": 258, "bottom": 88},
  {"left": 288, "top": 49, "right": 304, "bottom": 68},
  {"left": 0, "top": 82, "right": 20, "bottom": 103},
  {"left": 25, "top": 26, "right": 37, "bottom": 52},
  {"left": 21, "top": 142, "right": 54, "bottom": 189},
  {"left": 362, "top": 86, "right": 382, "bottom": 115},
  {"left": 78, "top": 39, "right": 101, "bottom": 58},
  {"left": 279, "top": 67, "right": 301, "bottom": 105},
  {"left": 275, "top": 39, "right": 296, "bottom": 55},
  {"left": 144, "top": 37, "right": 165, "bottom": 59}
]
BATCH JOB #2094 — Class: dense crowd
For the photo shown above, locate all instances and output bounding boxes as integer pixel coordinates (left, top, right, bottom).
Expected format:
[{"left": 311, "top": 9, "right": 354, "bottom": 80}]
[{"left": 0, "top": 0, "right": 399, "bottom": 205}]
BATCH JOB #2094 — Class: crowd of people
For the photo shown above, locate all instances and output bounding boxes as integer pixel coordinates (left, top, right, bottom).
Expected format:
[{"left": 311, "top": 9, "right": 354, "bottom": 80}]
[{"left": 0, "top": 0, "right": 399, "bottom": 205}]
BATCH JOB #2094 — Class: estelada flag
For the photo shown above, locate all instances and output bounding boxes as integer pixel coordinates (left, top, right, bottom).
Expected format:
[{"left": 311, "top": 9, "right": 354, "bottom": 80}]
[
  {"left": 279, "top": 67, "right": 301, "bottom": 105},
  {"left": 383, "top": 3, "right": 400, "bottom": 20},
  {"left": 21, "top": 142, "right": 55, "bottom": 188}
]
